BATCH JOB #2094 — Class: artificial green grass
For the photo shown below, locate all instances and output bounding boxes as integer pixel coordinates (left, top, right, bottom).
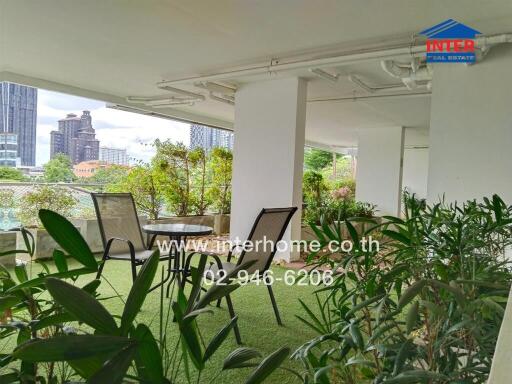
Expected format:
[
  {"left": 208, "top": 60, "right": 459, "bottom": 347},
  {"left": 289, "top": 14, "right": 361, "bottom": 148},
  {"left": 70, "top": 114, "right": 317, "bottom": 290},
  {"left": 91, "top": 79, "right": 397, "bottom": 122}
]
[{"left": 6, "top": 258, "right": 319, "bottom": 383}]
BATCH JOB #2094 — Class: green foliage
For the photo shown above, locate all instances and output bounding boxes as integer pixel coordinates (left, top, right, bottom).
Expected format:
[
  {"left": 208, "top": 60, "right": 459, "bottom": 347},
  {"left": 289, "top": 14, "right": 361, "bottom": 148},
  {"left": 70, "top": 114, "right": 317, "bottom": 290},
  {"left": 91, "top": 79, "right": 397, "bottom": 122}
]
[
  {"left": 207, "top": 147, "right": 233, "bottom": 214},
  {"left": 89, "top": 164, "right": 129, "bottom": 185},
  {"left": 105, "top": 144, "right": 234, "bottom": 218},
  {"left": 16, "top": 185, "right": 78, "bottom": 226},
  {"left": 153, "top": 141, "right": 196, "bottom": 216},
  {"left": 294, "top": 193, "right": 512, "bottom": 383},
  {"left": 189, "top": 147, "right": 211, "bottom": 215},
  {"left": 304, "top": 148, "right": 334, "bottom": 171},
  {"left": 302, "top": 171, "right": 372, "bottom": 224},
  {"left": 0, "top": 209, "right": 292, "bottom": 383},
  {"left": 0, "top": 188, "right": 15, "bottom": 209},
  {"left": 303, "top": 171, "right": 328, "bottom": 206},
  {"left": 0, "top": 167, "right": 27, "bottom": 181},
  {"left": 108, "top": 164, "right": 164, "bottom": 220},
  {"left": 43, "top": 154, "right": 75, "bottom": 182}
]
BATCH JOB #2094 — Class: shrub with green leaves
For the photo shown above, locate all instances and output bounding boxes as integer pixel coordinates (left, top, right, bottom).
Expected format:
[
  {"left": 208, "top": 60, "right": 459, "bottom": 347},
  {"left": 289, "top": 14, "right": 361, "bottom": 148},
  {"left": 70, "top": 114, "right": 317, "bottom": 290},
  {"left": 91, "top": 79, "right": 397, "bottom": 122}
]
[
  {"left": 294, "top": 193, "right": 512, "bottom": 383},
  {"left": 16, "top": 185, "right": 78, "bottom": 227},
  {"left": 0, "top": 209, "right": 293, "bottom": 383}
]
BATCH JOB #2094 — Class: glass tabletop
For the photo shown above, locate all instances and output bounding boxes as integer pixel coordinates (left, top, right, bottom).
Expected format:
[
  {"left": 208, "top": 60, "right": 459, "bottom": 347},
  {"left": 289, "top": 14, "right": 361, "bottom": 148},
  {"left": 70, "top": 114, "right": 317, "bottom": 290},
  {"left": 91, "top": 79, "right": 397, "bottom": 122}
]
[{"left": 142, "top": 223, "right": 213, "bottom": 236}]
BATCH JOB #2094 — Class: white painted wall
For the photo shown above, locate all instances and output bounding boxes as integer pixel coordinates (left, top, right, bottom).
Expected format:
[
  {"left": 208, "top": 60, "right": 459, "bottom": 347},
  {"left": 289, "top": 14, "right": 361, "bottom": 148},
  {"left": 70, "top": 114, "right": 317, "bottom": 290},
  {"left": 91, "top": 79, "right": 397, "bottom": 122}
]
[
  {"left": 428, "top": 48, "right": 512, "bottom": 203},
  {"left": 230, "top": 77, "right": 307, "bottom": 261},
  {"left": 402, "top": 148, "right": 429, "bottom": 199},
  {"left": 355, "top": 126, "right": 404, "bottom": 216}
]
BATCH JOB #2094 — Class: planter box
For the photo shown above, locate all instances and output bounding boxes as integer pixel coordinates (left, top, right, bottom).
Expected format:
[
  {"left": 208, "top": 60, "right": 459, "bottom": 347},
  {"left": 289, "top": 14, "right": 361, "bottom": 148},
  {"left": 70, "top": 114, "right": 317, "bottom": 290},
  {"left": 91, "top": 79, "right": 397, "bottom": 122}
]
[
  {"left": 301, "top": 218, "right": 381, "bottom": 242},
  {"left": 214, "top": 214, "right": 230, "bottom": 235},
  {"left": 0, "top": 231, "right": 17, "bottom": 267},
  {"left": 16, "top": 228, "right": 61, "bottom": 260},
  {"left": 71, "top": 218, "right": 103, "bottom": 253}
]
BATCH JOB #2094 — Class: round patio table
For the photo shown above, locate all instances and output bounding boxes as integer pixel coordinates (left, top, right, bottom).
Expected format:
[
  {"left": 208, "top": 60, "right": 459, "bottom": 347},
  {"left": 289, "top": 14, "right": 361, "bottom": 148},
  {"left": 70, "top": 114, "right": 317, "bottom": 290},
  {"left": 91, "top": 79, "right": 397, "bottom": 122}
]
[{"left": 143, "top": 223, "right": 213, "bottom": 294}]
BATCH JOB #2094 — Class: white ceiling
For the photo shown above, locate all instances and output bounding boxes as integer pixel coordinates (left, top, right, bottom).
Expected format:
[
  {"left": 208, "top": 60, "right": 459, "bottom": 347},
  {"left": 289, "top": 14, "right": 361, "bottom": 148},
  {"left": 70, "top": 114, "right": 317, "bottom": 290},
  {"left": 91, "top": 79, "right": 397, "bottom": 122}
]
[{"left": 1, "top": 0, "right": 511, "bottom": 147}]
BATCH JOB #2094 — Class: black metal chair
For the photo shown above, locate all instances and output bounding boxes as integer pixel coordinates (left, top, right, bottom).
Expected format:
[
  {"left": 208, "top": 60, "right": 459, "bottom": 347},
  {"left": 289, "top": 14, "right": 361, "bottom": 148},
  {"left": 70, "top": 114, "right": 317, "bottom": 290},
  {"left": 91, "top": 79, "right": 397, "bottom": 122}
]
[
  {"left": 184, "top": 207, "right": 298, "bottom": 344},
  {"left": 91, "top": 193, "right": 170, "bottom": 282}
]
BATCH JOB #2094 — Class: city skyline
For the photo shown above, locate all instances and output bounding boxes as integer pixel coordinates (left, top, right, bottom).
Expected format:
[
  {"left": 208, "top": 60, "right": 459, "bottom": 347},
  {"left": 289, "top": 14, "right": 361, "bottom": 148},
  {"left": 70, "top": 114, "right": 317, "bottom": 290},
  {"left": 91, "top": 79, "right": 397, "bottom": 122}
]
[
  {"left": 0, "top": 82, "right": 37, "bottom": 166},
  {"left": 190, "top": 124, "right": 234, "bottom": 152},
  {"left": 36, "top": 88, "right": 190, "bottom": 166},
  {"left": 50, "top": 110, "right": 100, "bottom": 164}
]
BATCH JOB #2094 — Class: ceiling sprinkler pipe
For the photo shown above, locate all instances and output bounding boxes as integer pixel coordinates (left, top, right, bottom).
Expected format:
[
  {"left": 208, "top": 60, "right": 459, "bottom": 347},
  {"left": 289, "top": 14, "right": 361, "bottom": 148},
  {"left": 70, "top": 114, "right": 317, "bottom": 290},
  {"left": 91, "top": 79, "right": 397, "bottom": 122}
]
[
  {"left": 157, "top": 85, "right": 206, "bottom": 101},
  {"left": 381, "top": 60, "right": 432, "bottom": 90},
  {"left": 194, "top": 81, "right": 236, "bottom": 94},
  {"left": 157, "top": 33, "right": 512, "bottom": 86},
  {"left": 209, "top": 92, "right": 235, "bottom": 105},
  {"left": 309, "top": 68, "right": 339, "bottom": 83},
  {"left": 145, "top": 98, "right": 198, "bottom": 106}
]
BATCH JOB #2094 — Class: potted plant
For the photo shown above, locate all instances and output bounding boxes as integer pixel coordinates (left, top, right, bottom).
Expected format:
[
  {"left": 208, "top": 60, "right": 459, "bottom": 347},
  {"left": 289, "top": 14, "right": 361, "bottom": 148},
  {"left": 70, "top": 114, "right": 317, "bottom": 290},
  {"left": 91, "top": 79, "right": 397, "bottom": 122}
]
[{"left": 207, "top": 147, "right": 232, "bottom": 234}]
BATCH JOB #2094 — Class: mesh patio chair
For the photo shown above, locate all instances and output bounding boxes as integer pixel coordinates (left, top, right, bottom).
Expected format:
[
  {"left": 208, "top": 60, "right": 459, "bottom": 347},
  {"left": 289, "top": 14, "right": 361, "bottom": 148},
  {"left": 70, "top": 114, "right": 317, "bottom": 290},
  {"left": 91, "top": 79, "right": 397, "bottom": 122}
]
[
  {"left": 92, "top": 193, "right": 170, "bottom": 282},
  {"left": 184, "top": 207, "right": 298, "bottom": 344}
]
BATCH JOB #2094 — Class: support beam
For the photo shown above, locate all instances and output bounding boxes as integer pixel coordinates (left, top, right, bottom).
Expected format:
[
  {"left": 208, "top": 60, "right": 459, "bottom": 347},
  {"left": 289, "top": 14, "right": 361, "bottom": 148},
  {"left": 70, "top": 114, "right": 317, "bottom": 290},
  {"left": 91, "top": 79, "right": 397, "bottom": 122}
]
[
  {"left": 230, "top": 77, "right": 307, "bottom": 262},
  {"left": 355, "top": 126, "right": 404, "bottom": 216},
  {"left": 0, "top": 71, "right": 233, "bottom": 130}
]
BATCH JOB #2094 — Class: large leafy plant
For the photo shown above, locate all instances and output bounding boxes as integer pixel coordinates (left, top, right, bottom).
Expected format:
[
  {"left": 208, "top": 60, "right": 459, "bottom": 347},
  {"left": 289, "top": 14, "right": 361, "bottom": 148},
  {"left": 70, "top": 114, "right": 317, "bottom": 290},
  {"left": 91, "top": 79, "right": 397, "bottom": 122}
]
[
  {"left": 0, "top": 210, "right": 291, "bottom": 383},
  {"left": 294, "top": 193, "right": 512, "bottom": 383}
]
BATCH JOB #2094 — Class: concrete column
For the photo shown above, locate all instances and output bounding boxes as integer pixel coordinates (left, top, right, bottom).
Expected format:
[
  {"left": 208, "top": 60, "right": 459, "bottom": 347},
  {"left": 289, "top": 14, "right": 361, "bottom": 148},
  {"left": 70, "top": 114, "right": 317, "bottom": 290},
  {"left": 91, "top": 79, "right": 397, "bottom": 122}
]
[
  {"left": 402, "top": 148, "right": 429, "bottom": 200},
  {"left": 355, "top": 126, "right": 404, "bottom": 216},
  {"left": 428, "top": 48, "right": 512, "bottom": 203},
  {"left": 230, "top": 77, "right": 307, "bottom": 262}
]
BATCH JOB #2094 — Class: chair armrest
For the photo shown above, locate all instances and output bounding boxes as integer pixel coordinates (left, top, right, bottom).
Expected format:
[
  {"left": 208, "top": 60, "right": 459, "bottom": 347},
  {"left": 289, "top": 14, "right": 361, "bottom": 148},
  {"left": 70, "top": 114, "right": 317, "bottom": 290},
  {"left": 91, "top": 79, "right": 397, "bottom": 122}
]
[
  {"left": 227, "top": 243, "right": 245, "bottom": 263},
  {"left": 184, "top": 251, "right": 224, "bottom": 275},
  {"left": 104, "top": 237, "right": 136, "bottom": 262}
]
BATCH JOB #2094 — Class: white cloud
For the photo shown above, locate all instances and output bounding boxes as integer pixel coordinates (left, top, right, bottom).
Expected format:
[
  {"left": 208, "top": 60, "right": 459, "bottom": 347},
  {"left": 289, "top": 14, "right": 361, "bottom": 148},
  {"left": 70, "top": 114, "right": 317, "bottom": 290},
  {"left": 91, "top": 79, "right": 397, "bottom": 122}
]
[{"left": 36, "top": 89, "right": 190, "bottom": 166}]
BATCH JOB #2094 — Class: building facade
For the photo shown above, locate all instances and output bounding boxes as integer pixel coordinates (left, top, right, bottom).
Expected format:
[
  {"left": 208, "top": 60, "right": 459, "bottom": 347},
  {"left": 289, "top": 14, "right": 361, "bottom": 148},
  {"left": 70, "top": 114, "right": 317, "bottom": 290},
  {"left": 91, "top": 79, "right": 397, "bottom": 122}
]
[
  {"left": 189, "top": 124, "right": 233, "bottom": 152},
  {"left": 99, "top": 146, "right": 129, "bottom": 165},
  {"left": 73, "top": 160, "right": 107, "bottom": 178},
  {"left": 50, "top": 110, "right": 100, "bottom": 164},
  {"left": 0, "top": 82, "right": 37, "bottom": 167}
]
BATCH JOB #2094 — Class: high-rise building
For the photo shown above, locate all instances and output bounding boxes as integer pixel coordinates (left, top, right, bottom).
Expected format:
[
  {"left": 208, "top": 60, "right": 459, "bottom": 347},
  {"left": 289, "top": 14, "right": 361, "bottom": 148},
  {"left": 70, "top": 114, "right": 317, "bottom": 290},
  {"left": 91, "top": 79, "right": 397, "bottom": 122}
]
[
  {"left": 189, "top": 124, "right": 234, "bottom": 152},
  {"left": 0, "top": 82, "right": 37, "bottom": 167},
  {"left": 99, "top": 146, "right": 129, "bottom": 165},
  {"left": 50, "top": 110, "right": 100, "bottom": 164}
]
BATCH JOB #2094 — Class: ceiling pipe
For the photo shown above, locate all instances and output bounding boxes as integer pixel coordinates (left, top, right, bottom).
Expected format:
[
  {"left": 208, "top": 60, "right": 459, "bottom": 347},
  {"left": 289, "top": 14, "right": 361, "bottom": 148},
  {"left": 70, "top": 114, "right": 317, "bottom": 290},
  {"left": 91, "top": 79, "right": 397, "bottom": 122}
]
[
  {"left": 145, "top": 98, "right": 197, "bottom": 107},
  {"left": 381, "top": 60, "right": 432, "bottom": 90},
  {"left": 307, "top": 91, "right": 430, "bottom": 103},
  {"left": 309, "top": 68, "right": 339, "bottom": 83},
  {"left": 151, "top": 101, "right": 195, "bottom": 108},
  {"left": 194, "top": 81, "right": 236, "bottom": 94},
  {"left": 348, "top": 74, "right": 406, "bottom": 93},
  {"left": 157, "top": 33, "right": 512, "bottom": 86},
  {"left": 209, "top": 92, "right": 235, "bottom": 105},
  {"left": 157, "top": 85, "right": 206, "bottom": 101}
]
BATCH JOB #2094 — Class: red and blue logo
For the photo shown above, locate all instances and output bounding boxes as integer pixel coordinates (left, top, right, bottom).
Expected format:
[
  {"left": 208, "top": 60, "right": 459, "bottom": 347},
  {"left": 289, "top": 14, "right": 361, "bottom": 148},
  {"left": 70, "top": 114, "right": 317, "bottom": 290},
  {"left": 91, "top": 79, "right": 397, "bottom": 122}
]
[{"left": 420, "top": 19, "right": 481, "bottom": 63}]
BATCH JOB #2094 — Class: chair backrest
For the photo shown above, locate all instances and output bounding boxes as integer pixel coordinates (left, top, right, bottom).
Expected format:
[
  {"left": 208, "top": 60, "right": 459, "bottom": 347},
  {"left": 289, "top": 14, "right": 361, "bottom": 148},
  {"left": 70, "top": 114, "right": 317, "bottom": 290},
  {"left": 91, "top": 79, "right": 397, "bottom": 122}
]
[
  {"left": 237, "top": 207, "right": 298, "bottom": 274},
  {"left": 91, "top": 193, "right": 146, "bottom": 254}
]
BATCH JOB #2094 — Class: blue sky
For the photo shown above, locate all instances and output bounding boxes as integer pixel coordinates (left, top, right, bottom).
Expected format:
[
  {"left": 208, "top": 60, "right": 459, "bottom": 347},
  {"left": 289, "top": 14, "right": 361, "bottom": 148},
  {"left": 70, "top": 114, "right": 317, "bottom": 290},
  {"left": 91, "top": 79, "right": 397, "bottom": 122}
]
[{"left": 36, "top": 89, "right": 190, "bottom": 166}]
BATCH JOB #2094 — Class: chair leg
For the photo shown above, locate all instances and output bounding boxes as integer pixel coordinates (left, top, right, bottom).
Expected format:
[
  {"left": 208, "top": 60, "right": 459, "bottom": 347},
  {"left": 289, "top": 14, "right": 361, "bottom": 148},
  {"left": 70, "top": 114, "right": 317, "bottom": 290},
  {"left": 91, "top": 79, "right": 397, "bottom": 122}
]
[
  {"left": 267, "top": 284, "right": 283, "bottom": 326},
  {"left": 225, "top": 294, "right": 242, "bottom": 345}
]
